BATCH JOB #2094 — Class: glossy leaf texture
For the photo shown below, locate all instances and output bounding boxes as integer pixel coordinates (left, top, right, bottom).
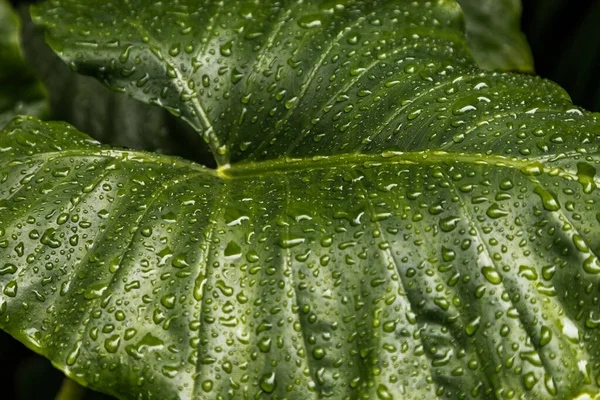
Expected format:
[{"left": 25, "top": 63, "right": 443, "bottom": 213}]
[
  {"left": 2, "top": 108, "right": 600, "bottom": 399},
  {"left": 32, "top": 0, "right": 477, "bottom": 166},
  {"left": 457, "top": 0, "right": 534, "bottom": 73},
  {"left": 31, "top": 0, "right": 538, "bottom": 167},
  {"left": 0, "top": 0, "right": 48, "bottom": 128},
  {"left": 0, "top": 0, "right": 594, "bottom": 399},
  {"left": 17, "top": 6, "right": 213, "bottom": 165}
]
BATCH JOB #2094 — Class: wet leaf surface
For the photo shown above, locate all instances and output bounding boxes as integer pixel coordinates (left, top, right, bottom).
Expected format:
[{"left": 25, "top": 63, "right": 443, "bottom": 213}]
[
  {"left": 0, "top": 0, "right": 597, "bottom": 399},
  {"left": 17, "top": 6, "right": 213, "bottom": 164}
]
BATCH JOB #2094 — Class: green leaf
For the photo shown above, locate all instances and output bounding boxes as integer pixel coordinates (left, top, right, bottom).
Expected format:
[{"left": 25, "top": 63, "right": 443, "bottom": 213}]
[
  {"left": 3, "top": 107, "right": 600, "bottom": 398},
  {"left": 457, "top": 0, "right": 534, "bottom": 73},
  {"left": 0, "top": 0, "right": 48, "bottom": 128},
  {"left": 17, "top": 6, "right": 212, "bottom": 164},
  {"left": 0, "top": 0, "right": 596, "bottom": 399},
  {"left": 31, "top": 0, "right": 477, "bottom": 166}
]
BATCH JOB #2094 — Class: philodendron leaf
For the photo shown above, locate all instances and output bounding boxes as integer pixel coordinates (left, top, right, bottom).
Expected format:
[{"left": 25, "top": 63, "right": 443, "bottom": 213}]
[
  {"left": 17, "top": 6, "right": 213, "bottom": 165},
  {"left": 31, "top": 0, "right": 538, "bottom": 168},
  {"left": 2, "top": 108, "right": 600, "bottom": 399},
  {"left": 0, "top": 0, "right": 47, "bottom": 128},
  {"left": 32, "top": 0, "right": 478, "bottom": 166},
  {"left": 0, "top": 0, "right": 594, "bottom": 399},
  {"left": 457, "top": 0, "right": 534, "bottom": 73}
]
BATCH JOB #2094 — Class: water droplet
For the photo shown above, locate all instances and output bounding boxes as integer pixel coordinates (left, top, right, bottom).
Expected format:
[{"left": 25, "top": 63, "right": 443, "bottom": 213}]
[
  {"left": 297, "top": 14, "right": 322, "bottom": 28},
  {"left": 172, "top": 253, "right": 189, "bottom": 268},
  {"left": 258, "top": 337, "right": 271, "bottom": 353},
  {"left": 40, "top": 228, "right": 61, "bottom": 249},
  {"left": 577, "top": 162, "right": 597, "bottom": 193},
  {"left": 201, "top": 380, "right": 213, "bottom": 392},
  {"left": 434, "top": 297, "right": 450, "bottom": 311},
  {"left": 104, "top": 335, "right": 121, "bottom": 353},
  {"left": 545, "top": 374, "right": 557, "bottom": 395},
  {"left": 499, "top": 178, "right": 514, "bottom": 190},
  {"left": 194, "top": 273, "right": 206, "bottom": 301},
  {"left": 539, "top": 326, "right": 552, "bottom": 346},
  {"left": 84, "top": 282, "right": 108, "bottom": 300},
  {"left": 231, "top": 68, "right": 244, "bottom": 84},
  {"left": 583, "top": 255, "right": 600, "bottom": 274},
  {"left": 465, "top": 317, "right": 481, "bottom": 336},
  {"left": 3, "top": 281, "right": 17, "bottom": 297},
  {"left": 52, "top": 166, "right": 70, "bottom": 177},
  {"left": 561, "top": 318, "right": 579, "bottom": 342},
  {"left": 534, "top": 186, "right": 560, "bottom": 211},
  {"left": 224, "top": 241, "right": 242, "bottom": 260},
  {"left": 523, "top": 372, "right": 538, "bottom": 390},
  {"left": 215, "top": 280, "right": 234, "bottom": 296},
  {"left": 520, "top": 350, "right": 542, "bottom": 366},
  {"left": 278, "top": 235, "right": 305, "bottom": 248},
  {"left": 486, "top": 203, "right": 509, "bottom": 219},
  {"left": 66, "top": 340, "right": 82, "bottom": 366},
  {"left": 347, "top": 33, "right": 361, "bottom": 45},
  {"left": 377, "top": 384, "right": 393, "bottom": 400},
  {"left": 441, "top": 246, "right": 455, "bottom": 262},
  {"left": 125, "top": 333, "right": 164, "bottom": 359},
  {"left": 518, "top": 265, "right": 538, "bottom": 280},
  {"left": 219, "top": 40, "right": 233, "bottom": 56},
  {"left": 169, "top": 43, "right": 180, "bottom": 57},
  {"left": 439, "top": 216, "right": 459, "bottom": 232},
  {"left": 312, "top": 347, "right": 326, "bottom": 360},
  {"left": 161, "top": 294, "right": 176, "bottom": 309},
  {"left": 573, "top": 234, "right": 589, "bottom": 253},
  {"left": 259, "top": 372, "right": 276, "bottom": 393},
  {"left": 407, "top": 109, "right": 422, "bottom": 120},
  {"left": 0, "top": 263, "right": 17, "bottom": 276},
  {"left": 482, "top": 266, "right": 502, "bottom": 284}
]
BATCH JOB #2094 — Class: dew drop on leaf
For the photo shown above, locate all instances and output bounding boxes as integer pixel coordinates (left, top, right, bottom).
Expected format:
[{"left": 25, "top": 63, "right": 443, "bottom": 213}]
[
  {"left": 534, "top": 186, "right": 560, "bottom": 211},
  {"left": 576, "top": 162, "right": 597, "bottom": 193},
  {"left": 104, "top": 335, "right": 121, "bottom": 353},
  {"left": 465, "top": 317, "right": 481, "bottom": 336},
  {"left": 539, "top": 326, "right": 553, "bottom": 346},
  {"left": 259, "top": 372, "right": 276, "bottom": 393}
]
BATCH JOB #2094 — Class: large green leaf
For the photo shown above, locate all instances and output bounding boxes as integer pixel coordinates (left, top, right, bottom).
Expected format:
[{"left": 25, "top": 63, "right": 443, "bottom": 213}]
[
  {"left": 2, "top": 109, "right": 600, "bottom": 398},
  {"left": 0, "top": 0, "right": 598, "bottom": 399},
  {"left": 0, "top": 0, "right": 47, "bottom": 128},
  {"left": 457, "top": 0, "right": 534, "bottom": 73}
]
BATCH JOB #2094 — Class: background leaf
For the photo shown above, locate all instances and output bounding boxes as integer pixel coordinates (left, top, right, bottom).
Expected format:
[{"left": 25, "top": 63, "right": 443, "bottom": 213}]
[
  {"left": 457, "top": 0, "right": 534, "bottom": 72},
  {"left": 16, "top": 5, "right": 214, "bottom": 165},
  {"left": 0, "top": 0, "right": 47, "bottom": 128}
]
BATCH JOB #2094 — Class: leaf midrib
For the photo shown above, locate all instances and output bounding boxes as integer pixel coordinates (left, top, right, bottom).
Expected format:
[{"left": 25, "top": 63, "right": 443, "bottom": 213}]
[
  {"left": 218, "top": 150, "right": 585, "bottom": 179},
  {"left": 7, "top": 145, "right": 595, "bottom": 189}
]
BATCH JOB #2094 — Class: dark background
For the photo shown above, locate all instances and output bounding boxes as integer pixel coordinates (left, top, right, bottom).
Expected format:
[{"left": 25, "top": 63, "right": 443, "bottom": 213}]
[
  {"left": 522, "top": 0, "right": 600, "bottom": 112},
  {"left": 2, "top": 0, "right": 599, "bottom": 399}
]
